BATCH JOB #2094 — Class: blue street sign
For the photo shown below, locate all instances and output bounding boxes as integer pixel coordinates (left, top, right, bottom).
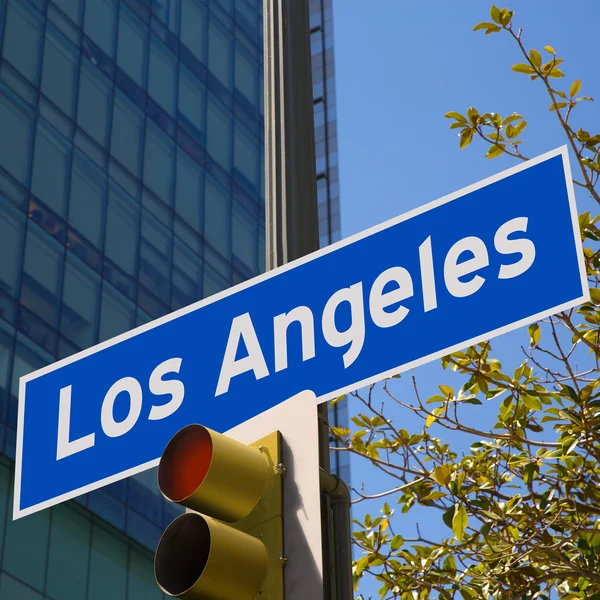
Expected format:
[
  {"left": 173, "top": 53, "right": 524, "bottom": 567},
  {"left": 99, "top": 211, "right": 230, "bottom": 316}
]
[{"left": 15, "top": 147, "right": 588, "bottom": 518}]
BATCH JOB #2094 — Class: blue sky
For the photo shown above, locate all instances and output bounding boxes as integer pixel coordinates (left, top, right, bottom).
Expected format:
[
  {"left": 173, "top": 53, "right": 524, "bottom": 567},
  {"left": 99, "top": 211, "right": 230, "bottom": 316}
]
[{"left": 331, "top": 1, "right": 600, "bottom": 597}]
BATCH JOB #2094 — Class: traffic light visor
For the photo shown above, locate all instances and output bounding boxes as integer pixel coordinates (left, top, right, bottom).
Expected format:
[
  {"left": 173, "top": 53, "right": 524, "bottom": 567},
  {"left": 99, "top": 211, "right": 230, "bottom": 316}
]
[
  {"left": 158, "top": 424, "right": 213, "bottom": 503},
  {"left": 157, "top": 424, "right": 272, "bottom": 522}
]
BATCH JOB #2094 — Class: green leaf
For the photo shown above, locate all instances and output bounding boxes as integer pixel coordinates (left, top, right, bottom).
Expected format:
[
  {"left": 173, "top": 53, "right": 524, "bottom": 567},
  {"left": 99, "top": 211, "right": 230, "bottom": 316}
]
[
  {"left": 521, "top": 394, "right": 542, "bottom": 411},
  {"left": 524, "top": 462, "right": 540, "bottom": 485},
  {"left": 502, "top": 112, "right": 523, "bottom": 125},
  {"left": 544, "top": 45, "right": 556, "bottom": 54},
  {"left": 452, "top": 503, "right": 468, "bottom": 541},
  {"left": 512, "top": 63, "right": 536, "bottom": 75},
  {"left": 331, "top": 427, "right": 350, "bottom": 437},
  {"left": 570, "top": 80, "right": 582, "bottom": 97},
  {"left": 442, "top": 506, "right": 454, "bottom": 530},
  {"left": 529, "top": 49, "right": 542, "bottom": 68},
  {"left": 549, "top": 68, "right": 565, "bottom": 78},
  {"left": 485, "top": 25, "right": 501, "bottom": 35},
  {"left": 444, "top": 111, "right": 466, "bottom": 122},
  {"left": 528, "top": 323, "right": 541, "bottom": 346},
  {"left": 508, "top": 525, "right": 520, "bottom": 541},
  {"left": 485, "top": 144, "right": 505, "bottom": 159},
  {"left": 460, "top": 128, "right": 473, "bottom": 149}
]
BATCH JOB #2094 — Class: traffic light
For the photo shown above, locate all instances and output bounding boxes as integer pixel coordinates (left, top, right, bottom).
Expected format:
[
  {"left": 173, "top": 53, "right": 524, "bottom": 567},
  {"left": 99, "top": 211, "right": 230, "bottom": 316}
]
[{"left": 154, "top": 424, "right": 284, "bottom": 600}]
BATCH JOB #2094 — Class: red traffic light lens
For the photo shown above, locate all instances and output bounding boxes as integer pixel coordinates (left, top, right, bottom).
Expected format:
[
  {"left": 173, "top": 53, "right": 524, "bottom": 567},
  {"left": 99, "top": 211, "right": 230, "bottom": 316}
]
[{"left": 158, "top": 425, "right": 213, "bottom": 503}]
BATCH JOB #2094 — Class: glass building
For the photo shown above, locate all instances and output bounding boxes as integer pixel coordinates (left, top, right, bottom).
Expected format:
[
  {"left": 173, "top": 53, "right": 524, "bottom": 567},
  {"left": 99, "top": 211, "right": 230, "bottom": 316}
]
[
  {"left": 309, "top": 0, "right": 349, "bottom": 484},
  {"left": 0, "top": 0, "right": 345, "bottom": 597}
]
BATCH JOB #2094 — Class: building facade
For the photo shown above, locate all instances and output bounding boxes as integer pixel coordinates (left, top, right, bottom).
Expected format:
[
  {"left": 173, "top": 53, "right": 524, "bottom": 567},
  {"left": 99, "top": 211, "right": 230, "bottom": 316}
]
[{"left": 0, "top": 0, "right": 345, "bottom": 597}]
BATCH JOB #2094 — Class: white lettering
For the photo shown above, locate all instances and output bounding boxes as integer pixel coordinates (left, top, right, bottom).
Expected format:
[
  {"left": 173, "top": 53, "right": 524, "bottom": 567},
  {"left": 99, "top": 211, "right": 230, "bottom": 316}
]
[
  {"left": 369, "top": 267, "right": 413, "bottom": 328},
  {"left": 101, "top": 377, "right": 143, "bottom": 438},
  {"left": 444, "top": 236, "right": 489, "bottom": 297},
  {"left": 322, "top": 283, "right": 365, "bottom": 368},
  {"left": 273, "top": 306, "right": 316, "bottom": 372},
  {"left": 56, "top": 385, "right": 95, "bottom": 460},
  {"left": 148, "top": 358, "right": 185, "bottom": 421},
  {"left": 215, "top": 313, "right": 269, "bottom": 396},
  {"left": 419, "top": 236, "right": 438, "bottom": 312},
  {"left": 494, "top": 217, "right": 536, "bottom": 279}
]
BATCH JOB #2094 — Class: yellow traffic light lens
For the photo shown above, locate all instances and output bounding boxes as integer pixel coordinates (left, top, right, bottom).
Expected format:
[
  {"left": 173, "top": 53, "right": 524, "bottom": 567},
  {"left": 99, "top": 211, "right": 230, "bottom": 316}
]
[{"left": 158, "top": 425, "right": 213, "bottom": 503}]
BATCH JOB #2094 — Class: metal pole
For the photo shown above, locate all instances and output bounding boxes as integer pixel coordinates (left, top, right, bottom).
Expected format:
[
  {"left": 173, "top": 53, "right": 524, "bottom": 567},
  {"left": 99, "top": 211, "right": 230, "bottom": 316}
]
[{"left": 263, "top": 1, "right": 352, "bottom": 598}]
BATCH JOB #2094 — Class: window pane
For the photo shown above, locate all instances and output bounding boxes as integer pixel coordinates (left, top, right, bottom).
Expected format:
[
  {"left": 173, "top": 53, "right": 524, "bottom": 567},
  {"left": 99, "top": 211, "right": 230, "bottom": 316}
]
[
  {"left": 77, "top": 59, "right": 112, "bottom": 147},
  {"left": 41, "top": 27, "right": 78, "bottom": 118},
  {"left": 31, "top": 121, "right": 71, "bottom": 217},
  {"left": 180, "top": 0, "right": 206, "bottom": 62},
  {"left": 69, "top": 151, "right": 106, "bottom": 248},
  {"left": 53, "top": 0, "right": 82, "bottom": 24},
  {"left": 143, "top": 123, "right": 175, "bottom": 206},
  {"left": 174, "top": 149, "right": 202, "bottom": 232},
  {"left": 235, "top": 45, "right": 257, "bottom": 106},
  {"left": 172, "top": 239, "right": 202, "bottom": 310},
  {"left": 0, "top": 92, "right": 34, "bottom": 184},
  {"left": 206, "top": 96, "right": 231, "bottom": 170},
  {"left": 232, "top": 202, "right": 257, "bottom": 272},
  {"left": 3, "top": 500, "right": 50, "bottom": 591},
  {"left": 178, "top": 66, "right": 204, "bottom": 138},
  {"left": 99, "top": 284, "right": 135, "bottom": 342},
  {"left": 0, "top": 574, "right": 43, "bottom": 600},
  {"left": 234, "top": 123, "right": 258, "bottom": 190},
  {"left": 139, "top": 211, "right": 171, "bottom": 303},
  {"left": 84, "top": 0, "right": 117, "bottom": 58},
  {"left": 128, "top": 547, "right": 164, "bottom": 600},
  {"left": 60, "top": 255, "right": 101, "bottom": 348},
  {"left": 0, "top": 197, "right": 25, "bottom": 297},
  {"left": 204, "top": 177, "right": 230, "bottom": 258},
  {"left": 117, "top": 5, "right": 147, "bottom": 88},
  {"left": 3, "top": 1, "right": 43, "bottom": 83},
  {"left": 148, "top": 36, "right": 177, "bottom": 116},
  {"left": 0, "top": 323, "right": 13, "bottom": 423},
  {"left": 111, "top": 92, "right": 143, "bottom": 176},
  {"left": 105, "top": 185, "right": 139, "bottom": 276},
  {"left": 88, "top": 524, "right": 128, "bottom": 600},
  {"left": 21, "top": 225, "right": 63, "bottom": 327},
  {"left": 46, "top": 504, "right": 90, "bottom": 600},
  {"left": 208, "top": 19, "right": 232, "bottom": 89}
]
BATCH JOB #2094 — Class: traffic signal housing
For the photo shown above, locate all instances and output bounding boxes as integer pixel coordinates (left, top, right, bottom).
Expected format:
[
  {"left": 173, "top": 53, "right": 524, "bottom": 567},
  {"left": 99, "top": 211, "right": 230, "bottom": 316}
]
[{"left": 154, "top": 424, "right": 284, "bottom": 599}]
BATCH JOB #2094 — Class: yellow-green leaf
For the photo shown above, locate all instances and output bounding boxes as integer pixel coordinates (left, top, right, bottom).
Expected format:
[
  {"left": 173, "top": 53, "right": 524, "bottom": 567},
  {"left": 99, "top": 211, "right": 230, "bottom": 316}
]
[
  {"left": 529, "top": 49, "right": 542, "bottom": 68},
  {"left": 445, "top": 111, "right": 466, "bottom": 122},
  {"left": 421, "top": 491, "right": 447, "bottom": 502},
  {"left": 549, "top": 68, "right": 565, "bottom": 78},
  {"left": 521, "top": 394, "right": 542, "bottom": 411},
  {"left": 439, "top": 384, "right": 454, "bottom": 398},
  {"left": 570, "top": 80, "right": 582, "bottom": 97},
  {"left": 473, "top": 21, "right": 497, "bottom": 31},
  {"left": 512, "top": 63, "right": 536, "bottom": 75},
  {"left": 549, "top": 102, "right": 568, "bottom": 111},
  {"left": 433, "top": 465, "right": 452, "bottom": 486},
  {"left": 485, "top": 144, "right": 505, "bottom": 159},
  {"left": 390, "top": 534, "right": 404, "bottom": 551},
  {"left": 528, "top": 323, "right": 540, "bottom": 346},
  {"left": 452, "top": 503, "right": 468, "bottom": 541},
  {"left": 544, "top": 45, "right": 556, "bottom": 54},
  {"left": 490, "top": 4, "right": 501, "bottom": 23},
  {"left": 508, "top": 525, "right": 520, "bottom": 541},
  {"left": 460, "top": 128, "right": 473, "bottom": 149}
]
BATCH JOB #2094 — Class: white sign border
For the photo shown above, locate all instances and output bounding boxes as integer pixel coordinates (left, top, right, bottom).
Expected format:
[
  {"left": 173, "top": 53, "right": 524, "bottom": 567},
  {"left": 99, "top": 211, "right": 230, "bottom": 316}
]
[{"left": 14, "top": 145, "right": 589, "bottom": 519}]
